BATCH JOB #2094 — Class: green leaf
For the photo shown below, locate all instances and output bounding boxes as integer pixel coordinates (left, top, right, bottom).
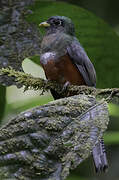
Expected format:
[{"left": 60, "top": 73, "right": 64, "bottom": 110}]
[
  {"left": 29, "top": 55, "right": 41, "bottom": 66},
  {"left": 5, "top": 95, "right": 53, "bottom": 115},
  {"left": 108, "top": 103, "right": 119, "bottom": 117},
  {"left": 0, "top": 85, "right": 6, "bottom": 123},
  {"left": 26, "top": 1, "right": 119, "bottom": 88},
  {"left": 104, "top": 131, "right": 119, "bottom": 145}
]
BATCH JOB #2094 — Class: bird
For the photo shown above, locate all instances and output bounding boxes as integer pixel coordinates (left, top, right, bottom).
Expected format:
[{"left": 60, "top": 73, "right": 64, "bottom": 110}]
[{"left": 39, "top": 15, "right": 108, "bottom": 173}]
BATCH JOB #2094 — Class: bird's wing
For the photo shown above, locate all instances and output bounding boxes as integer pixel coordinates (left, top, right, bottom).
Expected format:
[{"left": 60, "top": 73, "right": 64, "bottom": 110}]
[{"left": 67, "top": 39, "right": 96, "bottom": 87}]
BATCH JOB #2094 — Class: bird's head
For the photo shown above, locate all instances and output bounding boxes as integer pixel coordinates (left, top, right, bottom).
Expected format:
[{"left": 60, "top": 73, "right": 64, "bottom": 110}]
[{"left": 39, "top": 16, "right": 75, "bottom": 36}]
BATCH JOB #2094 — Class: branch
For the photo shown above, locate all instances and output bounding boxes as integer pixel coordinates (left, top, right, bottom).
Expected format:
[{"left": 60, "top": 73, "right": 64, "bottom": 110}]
[
  {"left": 0, "top": 0, "right": 41, "bottom": 86},
  {"left": 0, "top": 67, "right": 119, "bottom": 104}
]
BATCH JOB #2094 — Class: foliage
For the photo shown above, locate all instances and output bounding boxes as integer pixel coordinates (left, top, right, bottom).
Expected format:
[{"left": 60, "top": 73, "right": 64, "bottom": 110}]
[
  {"left": 26, "top": 1, "right": 119, "bottom": 88},
  {"left": 0, "top": 94, "right": 109, "bottom": 180},
  {"left": 0, "top": 0, "right": 119, "bottom": 179}
]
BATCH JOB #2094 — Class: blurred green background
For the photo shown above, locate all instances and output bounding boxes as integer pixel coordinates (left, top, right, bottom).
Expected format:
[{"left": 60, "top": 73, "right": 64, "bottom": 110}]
[{"left": 1, "top": 0, "right": 119, "bottom": 179}]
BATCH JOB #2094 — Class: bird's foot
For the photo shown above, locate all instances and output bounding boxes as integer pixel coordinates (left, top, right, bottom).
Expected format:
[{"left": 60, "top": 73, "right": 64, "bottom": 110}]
[
  {"left": 40, "top": 79, "right": 51, "bottom": 95},
  {"left": 61, "top": 81, "right": 70, "bottom": 94}
]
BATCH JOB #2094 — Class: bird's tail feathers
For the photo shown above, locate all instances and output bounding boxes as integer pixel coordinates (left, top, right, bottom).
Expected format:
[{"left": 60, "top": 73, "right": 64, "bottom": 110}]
[{"left": 92, "top": 138, "right": 108, "bottom": 173}]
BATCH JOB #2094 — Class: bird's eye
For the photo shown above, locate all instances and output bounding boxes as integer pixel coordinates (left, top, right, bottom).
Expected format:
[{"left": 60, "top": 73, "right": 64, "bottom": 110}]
[{"left": 53, "top": 20, "right": 62, "bottom": 26}]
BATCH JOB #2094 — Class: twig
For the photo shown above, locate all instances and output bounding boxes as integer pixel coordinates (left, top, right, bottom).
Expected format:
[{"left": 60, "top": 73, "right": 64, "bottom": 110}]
[{"left": 0, "top": 67, "right": 119, "bottom": 103}]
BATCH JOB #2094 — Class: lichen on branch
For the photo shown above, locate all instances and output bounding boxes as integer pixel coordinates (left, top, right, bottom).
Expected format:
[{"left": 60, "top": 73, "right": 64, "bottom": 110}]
[
  {"left": 0, "top": 67, "right": 119, "bottom": 104},
  {"left": 0, "top": 94, "right": 109, "bottom": 180}
]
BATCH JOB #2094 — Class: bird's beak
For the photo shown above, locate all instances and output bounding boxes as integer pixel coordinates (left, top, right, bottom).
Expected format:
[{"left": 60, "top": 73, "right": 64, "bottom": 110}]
[{"left": 39, "top": 21, "right": 50, "bottom": 27}]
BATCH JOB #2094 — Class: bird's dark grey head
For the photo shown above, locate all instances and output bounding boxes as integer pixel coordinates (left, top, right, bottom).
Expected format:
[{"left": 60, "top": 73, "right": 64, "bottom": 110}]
[{"left": 39, "top": 16, "right": 75, "bottom": 36}]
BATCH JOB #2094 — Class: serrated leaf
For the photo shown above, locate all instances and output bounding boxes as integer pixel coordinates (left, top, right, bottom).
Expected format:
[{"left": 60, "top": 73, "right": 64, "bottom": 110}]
[{"left": 0, "top": 95, "right": 109, "bottom": 179}]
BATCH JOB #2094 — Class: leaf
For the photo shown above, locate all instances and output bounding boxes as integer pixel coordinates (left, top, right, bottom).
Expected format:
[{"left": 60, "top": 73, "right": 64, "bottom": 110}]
[
  {"left": 0, "top": 95, "right": 109, "bottom": 179},
  {"left": 0, "top": 85, "right": 6, "bottom": 123},
  {"left": 6, "top": 95, "right": 53, "bottom": 115},
  {"left": 108, "top": 103, "right": 119, "bottom": 117},
  {"left": 27, "top": 1, "right": 119, "bottom": 88},
  {"left": 104, "top": 131, "right": 119, "bottom": 145}
]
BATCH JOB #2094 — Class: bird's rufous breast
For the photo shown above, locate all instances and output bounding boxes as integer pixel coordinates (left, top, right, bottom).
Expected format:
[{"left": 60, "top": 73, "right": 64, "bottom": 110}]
[{"left": 40, "top": 52, "right": 86, "bottom": 85}]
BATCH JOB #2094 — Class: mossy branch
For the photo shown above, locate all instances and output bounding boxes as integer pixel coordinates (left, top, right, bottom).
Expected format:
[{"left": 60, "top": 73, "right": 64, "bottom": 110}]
[
  {"left": 0, "top": 67, "right": 62, "bottom": 93},
  {"left": 0, "top": 67, "right": 119, "bottom": 103}
]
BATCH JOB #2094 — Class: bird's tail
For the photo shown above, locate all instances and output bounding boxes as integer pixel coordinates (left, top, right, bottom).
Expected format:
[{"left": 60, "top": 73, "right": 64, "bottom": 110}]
[{"left": 92, "top": 138, "right": 108, "bottom": 173}]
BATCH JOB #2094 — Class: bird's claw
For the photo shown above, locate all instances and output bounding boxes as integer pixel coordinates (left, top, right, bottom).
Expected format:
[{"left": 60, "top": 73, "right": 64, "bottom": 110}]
[
  {"left": 61, "top": 81, "right": 70, "bottom": 94},
  {"left": 40, "top": 79, "right": 51, "bottom": 95}
]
